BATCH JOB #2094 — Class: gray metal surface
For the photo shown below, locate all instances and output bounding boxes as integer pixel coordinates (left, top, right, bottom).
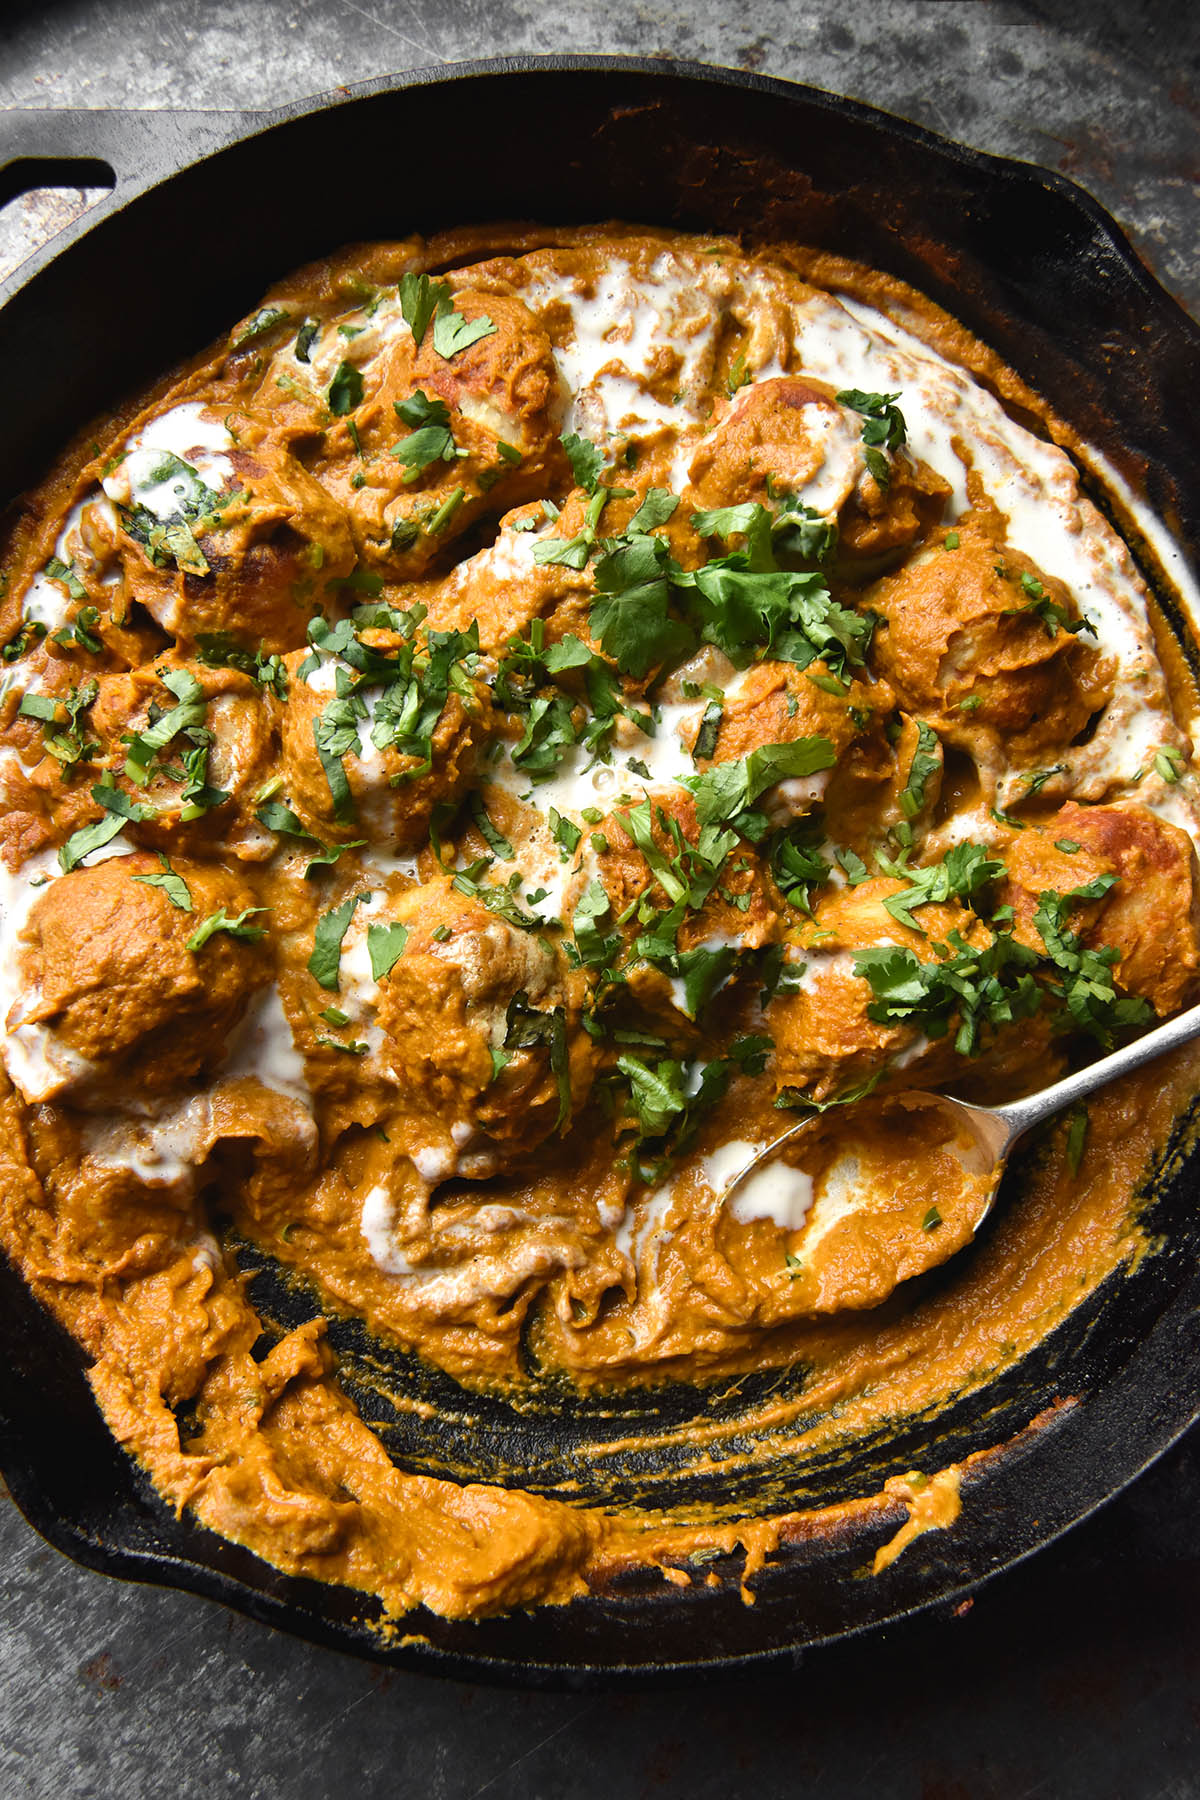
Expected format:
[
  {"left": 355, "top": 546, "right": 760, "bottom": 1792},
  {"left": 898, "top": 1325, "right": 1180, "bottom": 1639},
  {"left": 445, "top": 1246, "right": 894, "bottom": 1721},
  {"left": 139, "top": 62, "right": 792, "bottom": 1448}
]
[{"left": 1, "top": 1, "right": 1198, "bottom": 1793}]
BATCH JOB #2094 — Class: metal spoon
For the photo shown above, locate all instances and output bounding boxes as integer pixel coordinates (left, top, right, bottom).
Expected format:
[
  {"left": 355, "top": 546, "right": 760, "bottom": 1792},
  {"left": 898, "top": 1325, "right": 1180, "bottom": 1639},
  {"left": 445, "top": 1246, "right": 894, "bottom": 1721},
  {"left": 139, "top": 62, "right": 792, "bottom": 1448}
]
[{"left": 721, "top": 998, "right": 1200, "bottom": 1217}]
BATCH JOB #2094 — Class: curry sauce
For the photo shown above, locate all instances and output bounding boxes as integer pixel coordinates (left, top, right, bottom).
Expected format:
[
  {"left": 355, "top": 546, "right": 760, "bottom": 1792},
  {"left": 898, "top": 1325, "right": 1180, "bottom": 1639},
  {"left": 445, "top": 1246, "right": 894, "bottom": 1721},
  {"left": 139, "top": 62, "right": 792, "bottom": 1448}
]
[{"left": 0, "top": 226, "right": 1197, "bottom": 1624}]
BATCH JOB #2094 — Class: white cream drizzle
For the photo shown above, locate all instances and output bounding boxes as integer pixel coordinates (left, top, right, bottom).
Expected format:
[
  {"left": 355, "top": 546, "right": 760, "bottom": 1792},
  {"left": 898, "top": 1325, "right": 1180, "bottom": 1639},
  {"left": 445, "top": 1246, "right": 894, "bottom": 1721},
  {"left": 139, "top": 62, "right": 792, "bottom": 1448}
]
[
  {"left": 359, "top": 1178, "right": 585, "bottom": 1301},
  {"left": 20, "top": 493, "right": 120, "bottom": 631},
  {"left": 220, "top": 983, "right": 310, "bottom": 1106},
  {"left": 0, "top": 846, "right": 88, "bottom": 1102},
  {"left": 101, "top": 401, "right": 235, "bottom": 519},
  {"left": 4, "top": 240, "right": 1200, "bottom": 1337},
  {"left": 521, "top": 251, "right": 724, "bottom": 445},
  {"left": 81, "top": 1094, "right": 213, "bottom": 1188}
]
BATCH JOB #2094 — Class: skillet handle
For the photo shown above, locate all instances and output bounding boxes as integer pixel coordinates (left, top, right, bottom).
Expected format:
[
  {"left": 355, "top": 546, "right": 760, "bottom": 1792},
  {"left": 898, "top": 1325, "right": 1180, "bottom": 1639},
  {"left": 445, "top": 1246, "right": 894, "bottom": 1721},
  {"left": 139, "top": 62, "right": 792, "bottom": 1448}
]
[
  {"left": 0, "top": 106, "right": 259, "bottom": 206},
  {"left": 0, "top": 107, "right": 265, "bottom": 290}
]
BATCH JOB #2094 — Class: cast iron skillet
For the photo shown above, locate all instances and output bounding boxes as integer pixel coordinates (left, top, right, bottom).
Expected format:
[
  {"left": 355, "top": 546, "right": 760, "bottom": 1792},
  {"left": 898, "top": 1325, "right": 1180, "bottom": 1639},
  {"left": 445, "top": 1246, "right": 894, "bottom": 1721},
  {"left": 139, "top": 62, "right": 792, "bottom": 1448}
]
[{"left": 2, "top": 56, "right": 1200, "bottom": 1689}]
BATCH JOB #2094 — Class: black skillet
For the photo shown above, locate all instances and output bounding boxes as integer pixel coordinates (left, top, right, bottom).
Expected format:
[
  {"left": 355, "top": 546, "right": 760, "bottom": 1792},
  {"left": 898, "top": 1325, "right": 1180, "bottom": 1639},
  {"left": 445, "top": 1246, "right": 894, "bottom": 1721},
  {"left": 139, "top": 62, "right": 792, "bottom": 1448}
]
[{"left": 2, "top": 56, "right": 1200, "bottom": 1689}]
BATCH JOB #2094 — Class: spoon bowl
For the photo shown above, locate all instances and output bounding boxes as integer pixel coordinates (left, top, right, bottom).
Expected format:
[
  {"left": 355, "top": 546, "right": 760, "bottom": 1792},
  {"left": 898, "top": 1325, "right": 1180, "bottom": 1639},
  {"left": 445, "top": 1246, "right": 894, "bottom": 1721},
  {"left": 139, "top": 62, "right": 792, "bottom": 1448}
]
[{"left": 721, "top": 998, "right": 1200, "bottom": 1307}]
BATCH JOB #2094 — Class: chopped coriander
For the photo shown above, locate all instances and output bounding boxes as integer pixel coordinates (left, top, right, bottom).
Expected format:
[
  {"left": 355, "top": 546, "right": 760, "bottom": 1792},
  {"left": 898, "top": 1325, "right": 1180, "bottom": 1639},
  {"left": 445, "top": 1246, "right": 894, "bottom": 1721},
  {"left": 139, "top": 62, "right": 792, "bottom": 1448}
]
[
  {"left": 45, "top": 556, "right": 88, "bottom": 602},
  {"left": 899, "top": 721, "right": 941, "bottom": 820},
  {"left": 398, "top": 271, "right": 452, "bottom": 346},
  {"left": 1055, "top": 839, "right": 1081, "bottom": 854},
  {"left": 1031, "top": 879, "right": 1153, "bottom": 1046},
  {"left": 131, "top": 852, "right": 193, "bottom": 912},
  {"left": 570, "top": 878, "right": 620, "bottom": 969},
  {"left": 1005, "top": 568, "right": 1093, "bottom": 639},
  {"left": 1065, "top": 1103, "right": 1089, "bottom": 1176},
  {"left": 535, "top": 485, "right": 613, "bottom": 573},
  {"left": 1022, "top": 764, "right": 1068, "bottom": 795},
  {"left": 367, "top": 920, "right": 408, "bottom": 980},
  {"left": 187, "top": 905, "right": 268, "bottom": 952},
  {"left": 836, "top": 389, "right": 907, "bottom": 487},
  {"left": 295, "top": 317, "right": 320, "bottom": 362},
  {"left": 91, "top": 781, "right": 155, "bottom": 824},
  {"left": 503, "top": 992, "right": 571, "bottom": 1128},
  {"left": 618, "top": 1033, "right": 770, "bottom": 1154},
  {"left": 469, "top": 794, "right": 514, "bottom": 860},
  {"left": 395, "top": 389, "right": 449, "bottom": 431},
  {"left": 854, "top": 930, "right": 1042, "bottom": 1057},
  {"left": 392, "top": 390, "right": 456, "bottom": 472},
  {"left": 432, "top": 305, "right": 497, "bottom": 358},
  {"left": 317, "top": 1034, "right": 369, "bottom": 1055},
  {"left": 834, "top": 847, "right": 871, "bottom": 885},
  {"left": 52, "top": 603, "right": 103, "bottom": 654},
  {"left": 944, "top": 531, "right": 960, "bottom": 550},
  {"left": 256, "top": 799, "right": 317, "bottom": 840},
  {"left": 196, "top": 634, "right": 288, "bottom": 699},
  {"left": 308, "top": 893, "right": 367, "bottom": 989},
  {"left": 922, "top": 1205, "right": 943, "bottom": 1231},
  {"left": 617, "top": 1053, "right": 692, "bottom": 1138},
  {"left": 18, "top": 693, "right": 61, "bottom": 723},
  {"left": 123, "top": 666, "right": 207, "bottom": 784},
  {"left": 313, "top": 714, "right": 354, "bottom": 821},
  {"left": 2, "top": 618, "right": 46, "bottom": 662},
  {"left": 549, "top": 809, "right": 582, "bottom": 856},
  {"left": 425, "top": 486, "right": 464, "bottom": 534},
  {"left": 726, "top": 351, "right": 751, "bottom": 396},
  {"left": 58, "top": 812, "right": 126, "bottom": 872},
  {"left": 561, "top": 432, "right": 605, "bottom": 494},
  {"left": 684, "top": 736, "right": 837, "bottom": 829},
  {"left": 232, "top": 305, "right": 290, "bottom": 347},
  {"left": 770, "top": 824, "right": 832, "bottom": 915},
  {"left": 880, "top": 842, "right": 1005, "bottom": 934},
  {"left": 805, "top": 668, "right": 849, "bottom": 697},
  {"left": 759, "top": 943, "right": 804, "bottom": 1005},
  {"left": 627, "top": 488, "right": 679, "bottom": 534},
  {"left": 328, "top": 361, "right": 364, "bottom": 415},
  {"left": 302, "top": 840, "right": 365, "bottom": 879},
  {"left": 692, "top": 699, "right": 722, "bottom": 762}
]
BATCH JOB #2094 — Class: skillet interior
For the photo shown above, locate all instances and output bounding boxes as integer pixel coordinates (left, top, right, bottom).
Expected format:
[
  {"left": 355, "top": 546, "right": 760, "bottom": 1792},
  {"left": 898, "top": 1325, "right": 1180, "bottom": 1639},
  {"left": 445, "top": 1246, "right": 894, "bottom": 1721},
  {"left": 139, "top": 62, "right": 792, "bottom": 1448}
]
[{"left": 2, "top": 55, "right": 1200, "bottom": 1685}]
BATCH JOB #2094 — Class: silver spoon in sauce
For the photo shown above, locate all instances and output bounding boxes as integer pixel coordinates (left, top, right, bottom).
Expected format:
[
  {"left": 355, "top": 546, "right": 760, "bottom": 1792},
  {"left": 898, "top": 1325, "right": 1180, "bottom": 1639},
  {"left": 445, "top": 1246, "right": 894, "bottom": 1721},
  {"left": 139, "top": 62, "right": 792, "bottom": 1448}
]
[{"left": 721, "top": 998, "right": 1200, "bottom": 1231}]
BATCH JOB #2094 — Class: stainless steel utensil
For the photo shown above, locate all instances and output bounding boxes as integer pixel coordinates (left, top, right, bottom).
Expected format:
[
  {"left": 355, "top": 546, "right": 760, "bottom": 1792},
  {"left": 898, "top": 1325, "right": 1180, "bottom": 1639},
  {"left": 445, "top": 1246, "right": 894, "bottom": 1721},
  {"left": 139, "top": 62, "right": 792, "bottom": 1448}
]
[{"left": 722, "top": 1001, "right": 1200, "bottom": 1219}]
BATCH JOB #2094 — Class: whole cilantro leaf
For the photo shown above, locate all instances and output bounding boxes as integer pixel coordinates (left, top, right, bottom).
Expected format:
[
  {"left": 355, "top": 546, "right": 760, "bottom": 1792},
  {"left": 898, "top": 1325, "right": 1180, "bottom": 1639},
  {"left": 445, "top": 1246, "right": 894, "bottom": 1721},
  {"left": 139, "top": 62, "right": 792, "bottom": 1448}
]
[
  {"left": 308, "top": 893, "right": 367, "bottom": 989},
  {"left": 562, "top": 432, "right": 605, "bottom": 494},
  {"left": 432, "top": 306, "right": 498, "bottom": 360},
  {"left": 395, "top": 389, "right": 451, "bottom": 430},
  {"left": 367, "top": 920, "right": 408, "bottom": 981},
  {"left": 627, "top": 488, "right": 679, "bottom": 533},
  {"left": 131, "top": 852, "right": 194, "bottom": 912},
  {"left": 590, "top": 534, "right": 695, "bottom": 677},
  {"left": 398, "top": 272, "right": 452, "bottom": 346},
  {"left": 684, "top": 737, "right": 837, "bottom": 828}
]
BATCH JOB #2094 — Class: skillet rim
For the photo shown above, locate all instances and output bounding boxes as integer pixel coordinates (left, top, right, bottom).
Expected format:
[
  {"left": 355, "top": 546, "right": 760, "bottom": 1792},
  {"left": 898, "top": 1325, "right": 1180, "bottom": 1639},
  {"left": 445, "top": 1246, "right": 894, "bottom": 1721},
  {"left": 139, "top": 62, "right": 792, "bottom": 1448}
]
[{"left": 1, "top": 51, "right": 1199, "bottom": 1688}]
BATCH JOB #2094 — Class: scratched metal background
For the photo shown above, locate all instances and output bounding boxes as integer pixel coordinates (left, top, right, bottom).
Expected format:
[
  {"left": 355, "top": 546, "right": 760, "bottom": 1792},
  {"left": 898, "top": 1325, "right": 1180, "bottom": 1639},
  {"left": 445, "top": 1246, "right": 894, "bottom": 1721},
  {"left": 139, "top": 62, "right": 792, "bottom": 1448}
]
[{"left": 1, "top": 2, "right": 1199, "bottom": 1794}]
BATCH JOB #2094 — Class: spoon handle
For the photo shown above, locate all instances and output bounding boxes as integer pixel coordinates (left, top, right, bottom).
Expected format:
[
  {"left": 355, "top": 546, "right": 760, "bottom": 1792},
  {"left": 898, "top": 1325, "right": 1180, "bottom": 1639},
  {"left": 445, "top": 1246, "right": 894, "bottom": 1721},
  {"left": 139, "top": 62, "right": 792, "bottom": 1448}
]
[{"left": 993, "top": 997, "right": 1200, "bottom": 1144}]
